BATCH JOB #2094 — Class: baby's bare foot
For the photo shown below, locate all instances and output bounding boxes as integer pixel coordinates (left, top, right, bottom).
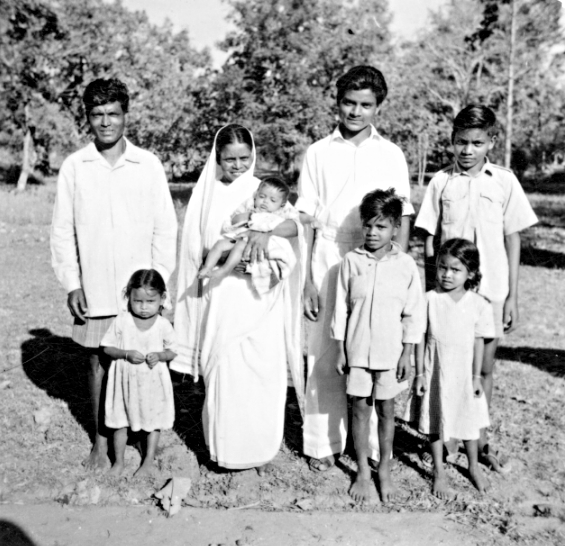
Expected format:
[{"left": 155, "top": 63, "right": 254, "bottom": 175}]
[
  {"left": 432, "top": 470, "right": 455, "bottom": 500},
  {"left": 107, "top": 461, "right": 125, "bottom": 477},
  {"left": 469, "top": 465, "right": 489, "bottom": 494},
  {"left": 82, "top": 442, "right": 110, "bottom": 472},
  {"left": 197, "top": 268, "right": 212, "bottom": 279},
  {"left": 349, "top": 476, "right": 375, "bottom": 503},
  {"left": 378, "top": 467, "right": 399, "bottom": 503}
]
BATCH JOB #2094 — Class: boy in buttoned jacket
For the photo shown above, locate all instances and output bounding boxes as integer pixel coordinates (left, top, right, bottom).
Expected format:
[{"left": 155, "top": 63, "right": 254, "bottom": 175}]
[
  {"left": 332, "top": 188, "right": 426, "bottom": 503},
  {"left": 415, "top": 105, "right": 537, "bottom": 471}
]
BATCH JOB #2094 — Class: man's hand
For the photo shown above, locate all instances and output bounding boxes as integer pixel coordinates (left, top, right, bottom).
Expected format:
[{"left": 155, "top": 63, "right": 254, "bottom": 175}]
[
  {"left": 67, "top": 288, "right": 88, "bottom": 322},
  {"left": 473, "top": 376, "right": 484, "bottom": 398},
  {"left": 415, "top": 375, "right": 426, "bottom": 396},
  {"left": 243, "top": 231, "right": 271, "bottom": 264},
  {"left": 336, "top": 342, "right": 347, "bottom": 375},
  {"left": 503, "top": 296, "right": 519, "bottom": 334},
  {"left": 303, "top": 280, "right": 319, "bottom": 321}
]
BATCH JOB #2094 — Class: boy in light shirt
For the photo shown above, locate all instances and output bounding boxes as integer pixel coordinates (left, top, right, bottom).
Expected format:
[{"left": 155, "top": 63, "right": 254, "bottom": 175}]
[{"left": 415, "top": 105, "right": 537, "bottom": 471}]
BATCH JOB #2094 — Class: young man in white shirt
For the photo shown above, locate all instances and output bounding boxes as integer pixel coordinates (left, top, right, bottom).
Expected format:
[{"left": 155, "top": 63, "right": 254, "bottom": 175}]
[
  {"left": 296, "top": 66, "right": 414, "bottom": 480},
  {"left": 51, "top": 78, "right": 177, "bottom": 471}
]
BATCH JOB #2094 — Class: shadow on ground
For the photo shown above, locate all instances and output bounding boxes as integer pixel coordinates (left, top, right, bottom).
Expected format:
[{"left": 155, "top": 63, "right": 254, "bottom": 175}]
[
  {"left": 520, "top": 244, "right": 565, "bottom": 269},
  {"left": 0, "top": 520, "right": 37, "bottom": 546},
  {"left": 497, "top": 346, "right": 565, "bottom": 378}
]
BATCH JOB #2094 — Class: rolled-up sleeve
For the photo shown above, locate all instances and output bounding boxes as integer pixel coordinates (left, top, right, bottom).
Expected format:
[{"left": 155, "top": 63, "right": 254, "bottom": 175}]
[
  {"left": 415, "top": 175, "right": 443, "bottom": 235},
  {"left": 50, "top": 159, "right": 82, "bottom": 294}
]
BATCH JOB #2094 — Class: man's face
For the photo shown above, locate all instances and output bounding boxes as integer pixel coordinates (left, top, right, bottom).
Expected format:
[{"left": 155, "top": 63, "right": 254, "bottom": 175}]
[
  {"left": 452, "top": 128, "right": 495, "bottom": 176},
  {"left": 88, "top": 101, "right": 126, "bottom": 147},
  {"left": 338, "top": 88, "right": 378, "bottom": 139}
]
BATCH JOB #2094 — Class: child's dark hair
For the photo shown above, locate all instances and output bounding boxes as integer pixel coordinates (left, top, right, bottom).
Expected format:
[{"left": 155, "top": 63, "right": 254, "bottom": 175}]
[
  {"left": 124, "top": 269, "right": 167, "bottom": 299},
  {"left": 336, "top": 66, "right": 388, "bottom": 106},
  {"left": 215, "top": 124, "right": 253, "bottom": 164},
  {"left": 259, "top": 176, "right": 290, "bottom": 203},
  {"left": 359, "top": 187, "right": 404, "bottom": 224},
  {"left": 452, "top": 105, "right": 497, "bottom": 138},
  {"left": 83, "top": 78, "right": 129, "bottom": 116},
  {"left": 437, "top": 238, "right": 482, "bottom": 291}
]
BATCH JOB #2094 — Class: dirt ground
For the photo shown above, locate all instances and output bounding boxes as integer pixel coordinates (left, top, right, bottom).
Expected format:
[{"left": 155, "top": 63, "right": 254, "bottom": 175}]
[{"left": 0, "top": 180, "right": 564, "bottom": 546}]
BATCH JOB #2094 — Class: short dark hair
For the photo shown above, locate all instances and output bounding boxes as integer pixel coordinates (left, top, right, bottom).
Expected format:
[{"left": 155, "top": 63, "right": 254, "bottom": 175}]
[
  {"left": 437, "top": 238, "right": 482, "bottom": 291},
  {"left": 452, "top": 105, "right": 497, "bottom": 138},
  {"left": 83, "top": 78, "right": 129, "bottom": 115},
  {"left": 215, "top": 124, "right": 254, "bottom": 164},
  {"left": 258, "top": 176, "right": 290, "bottom": 203},
  {"left": 336, "top": 66, "right": 388, "bottom": 106},
  {"left": 359, "top": 187, "right": 404, "bottom": 224},
  {"left": 124, "top": 269, "right": 167, "bottom": 300}
]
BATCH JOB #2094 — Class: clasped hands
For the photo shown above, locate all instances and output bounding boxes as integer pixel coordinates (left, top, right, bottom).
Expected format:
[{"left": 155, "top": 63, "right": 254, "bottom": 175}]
[{"left": 125, "top": 350, "right": 161, "bottom": 369}]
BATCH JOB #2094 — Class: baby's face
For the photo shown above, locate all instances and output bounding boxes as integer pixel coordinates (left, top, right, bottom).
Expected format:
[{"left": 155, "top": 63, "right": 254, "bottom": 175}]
[{"left": 254, "top": 184, "right": 285, "bottom": 213}]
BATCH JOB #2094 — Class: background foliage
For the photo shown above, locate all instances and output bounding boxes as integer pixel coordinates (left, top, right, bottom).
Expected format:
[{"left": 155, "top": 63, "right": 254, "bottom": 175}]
[{"left": 1, "top": 0, "right": 564, "bottom": 187}]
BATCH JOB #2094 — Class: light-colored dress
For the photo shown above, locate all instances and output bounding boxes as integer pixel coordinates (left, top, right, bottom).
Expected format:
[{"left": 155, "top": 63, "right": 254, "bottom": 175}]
[
  {"left": 408, "top": 289, "right": 494, "bottom": 441},
  {"left": 102, "top": 312, "right": 176, "bottom": 432}
]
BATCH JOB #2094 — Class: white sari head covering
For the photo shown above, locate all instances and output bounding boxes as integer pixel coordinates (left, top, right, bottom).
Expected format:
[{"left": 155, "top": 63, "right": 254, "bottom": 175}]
[{"left": 171, "top": 125, "right": 260, "bottom": 377}]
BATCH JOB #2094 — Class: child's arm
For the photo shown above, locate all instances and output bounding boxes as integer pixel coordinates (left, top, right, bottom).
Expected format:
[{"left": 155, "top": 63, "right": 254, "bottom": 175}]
[
  {"left": 504, "top": 231, "right": 521, "bottom": 333},
  {"left": 302, "top": 224, "right": 318, "bottom": 320},
  {"left": 414, "top": 339, "right": 426, "bottom": 396},
  {"left": 146, "top": 349, "right": 177, "bottom": 369},
  {"left": 299, "top": 211, "right": 316, "bottom": 225},
  {"left": 472, "top": 338, "right": 485, "bottom": 397},
  {"left": 397, "top": 343, "right": 413, "bottom": 382},
  {"left": 103, "top": 346, "right": 145, "bottom": 365},
  {"left": 394, "top": 216, "right": 411, "bottom": 252}
]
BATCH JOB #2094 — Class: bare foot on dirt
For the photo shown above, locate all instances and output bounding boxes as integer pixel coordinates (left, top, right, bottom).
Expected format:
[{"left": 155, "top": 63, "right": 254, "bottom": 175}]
[
  {"left": 349, "top": 476, "right": 375, "bottom": 503},
  {"left": 82, "top": 442, "right": 110, "bottom": 472},
  {"left": 468, "top": 465, "right": 489, "bottom": 494},
  {"left": 133, "top": 459, "right": 156, "bottom": 478},
  {"left": 308, "top": 455, "right": 335, "bottom": 473},
  {"left": 377, "top": 467, "right": 399, "bottom": 503},
  {"left": 107, "top": 462, "right": 125, "bottom": 478},
  {"left": 256, "top": 463, "right": 274, "bottom": 477},
  {"left": 432, "top": 470, "right": 454, "bottom": 500}
]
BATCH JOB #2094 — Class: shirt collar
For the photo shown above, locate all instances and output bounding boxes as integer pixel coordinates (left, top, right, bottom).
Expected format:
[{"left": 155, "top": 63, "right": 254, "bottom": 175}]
[
  {"left": 329, "top": 124, "right": 381, "bottom": 144},
  {"left": 353, "top": 240, "right": 402, "bottom": 261},
  {"left": 81, "top": 137, "right": 141, "bottom": 164},
  {"left": 450, "top": 157, "right": 494, "bottom": 179}
]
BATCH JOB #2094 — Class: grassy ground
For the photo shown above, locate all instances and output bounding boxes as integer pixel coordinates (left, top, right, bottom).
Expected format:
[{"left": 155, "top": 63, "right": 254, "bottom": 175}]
[{"left": 0, "top": 180, "right": 564, "bottom": 545}]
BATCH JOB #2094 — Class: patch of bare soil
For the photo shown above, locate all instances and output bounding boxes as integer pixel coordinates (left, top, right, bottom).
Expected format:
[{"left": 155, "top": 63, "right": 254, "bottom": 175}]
[{"left": 1, "top": 185, "right": 564, "bottom": 545}]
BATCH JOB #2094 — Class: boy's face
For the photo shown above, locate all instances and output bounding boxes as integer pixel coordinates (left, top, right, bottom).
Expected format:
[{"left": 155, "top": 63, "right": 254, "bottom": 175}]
[
  {"left": 452, "top": 128, "right": 495, "bottom": 176},
  {"left": 88, "top": 101, "right": 126, "bottom": 147},
  {"left": 362, "top": 214, "right": 398, "bottom": 255},
  {"left": 338, "top": 89, "right": 378, "bottom": 140},
  {"left": 254, "top": 184, "right": 285, "bottom": 213}
]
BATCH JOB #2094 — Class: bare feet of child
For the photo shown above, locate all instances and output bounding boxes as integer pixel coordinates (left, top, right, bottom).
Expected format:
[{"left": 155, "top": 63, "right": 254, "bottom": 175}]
[
  {"left": 256, "top": 463, "right": 274, "bottom": 477},
  {"left": 133, "top": 459, "right": 156, "bottom": 478},
  {"left": 432, "top": 469, "right": 455, "bottom": 500},
  {"left": 107, "top": 461, "right": 125, "bottom": 478},
  {"left": 349, "top": 475, "right": 375, "bottom": 503},
  {"left": 377, "top": 466, "right": 399, "bottom": 503},
  {"left": 468, "top": 464, "right": 489, "bottom": 494},
  {"left": 82, "top": 440, "right": 110, "bottom": 472}
]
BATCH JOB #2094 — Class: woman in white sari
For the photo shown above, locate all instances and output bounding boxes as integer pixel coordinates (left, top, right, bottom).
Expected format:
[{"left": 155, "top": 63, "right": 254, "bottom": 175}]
[{"left": 172, "top": 125, "right": 304, "bottom": 471}]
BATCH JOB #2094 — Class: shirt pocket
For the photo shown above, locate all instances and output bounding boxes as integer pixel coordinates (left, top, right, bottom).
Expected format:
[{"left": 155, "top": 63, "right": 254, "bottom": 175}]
[
  {"left": 441, "top": 190, "right": 468, "bottom": 224},
  {"left": 479, "top": 191, "right": 504, "bottom": 224},
  {"left": 349, "top": 274, "right": 369, "bottom": 301}
]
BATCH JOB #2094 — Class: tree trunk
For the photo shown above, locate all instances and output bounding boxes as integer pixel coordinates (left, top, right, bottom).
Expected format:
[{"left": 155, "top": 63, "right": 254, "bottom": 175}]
[
  {"left": 504, "top": 0, "right": 517, "bottom": 169},
  {"left": 16, "top": 127, "right": 34, "bottom": 192}
]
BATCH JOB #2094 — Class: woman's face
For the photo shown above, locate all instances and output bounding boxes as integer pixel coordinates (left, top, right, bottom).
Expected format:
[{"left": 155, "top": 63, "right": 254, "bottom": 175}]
[{"left": 218, "top": 142, "right": 253, "bottom": 183}]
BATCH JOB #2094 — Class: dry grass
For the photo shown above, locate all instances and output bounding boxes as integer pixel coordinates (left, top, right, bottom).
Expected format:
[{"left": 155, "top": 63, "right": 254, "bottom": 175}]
[{"left": 1, "top": 181, "right": 564, "bottom": 545}]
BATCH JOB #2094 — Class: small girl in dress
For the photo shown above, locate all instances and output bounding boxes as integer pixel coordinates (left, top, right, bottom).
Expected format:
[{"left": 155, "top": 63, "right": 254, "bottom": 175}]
[
  {"left": 101, "top": 269, "right": 177, "bottom": 477},
  {"left": 411, "top": 238, "right": 495, "bottom": 498},
  {"left": 198, "top": 177, "right": 297, "bottom": 282}
]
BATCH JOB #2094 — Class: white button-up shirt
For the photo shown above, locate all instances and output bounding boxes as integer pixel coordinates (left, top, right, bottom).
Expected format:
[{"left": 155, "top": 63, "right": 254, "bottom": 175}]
[
  {"left": 50, "top": 139, "right": 177, "bottom": 317},
  {"left": 415, "top": 160, "right": 537, "bottom": 302},
  {"left": 331, "top": 243, "right": 426, "bottom": 371}
]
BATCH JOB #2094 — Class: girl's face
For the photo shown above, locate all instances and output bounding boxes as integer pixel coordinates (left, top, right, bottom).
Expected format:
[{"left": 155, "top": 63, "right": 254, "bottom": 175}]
[
  {"left": 219, "top": 142, "right": 253, "bottom": 183},
  {"left": 437, "top": 254, "right": 469, "bottom": 293},
  {"left": 129, "top": 287, "right": 164, "bottom": 320}
]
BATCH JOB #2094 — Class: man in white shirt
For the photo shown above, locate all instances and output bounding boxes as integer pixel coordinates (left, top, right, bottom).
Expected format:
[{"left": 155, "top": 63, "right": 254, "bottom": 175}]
[
  {"left": 297, "top": 66, "right": 414, "bottom": 482},
  {"left": 51, "top": 78, "right": 177, "bottom": 471}
]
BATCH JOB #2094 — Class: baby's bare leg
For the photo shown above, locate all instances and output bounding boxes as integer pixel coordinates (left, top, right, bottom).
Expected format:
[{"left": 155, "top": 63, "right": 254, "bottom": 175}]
[
  {"left": 108, "top": 427, "right": 127, "bottom": 477},
  {"left": 198, "top": 239, "right": 236, "bottom": 278},
  {"left": 349, "top": 396, "right": 376, "bottom": 503},
  {"left": 430, "top": 434, "right": 454, "bottom": 500},
  {"left": 134, "top": 430, "right": 160, "bottom": 478},
  {"left": 203, "top": 239, "right": 247, "bottom": 280},
  {"left": 465, "top": 439, "right": 488, "bottom": 494}
]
